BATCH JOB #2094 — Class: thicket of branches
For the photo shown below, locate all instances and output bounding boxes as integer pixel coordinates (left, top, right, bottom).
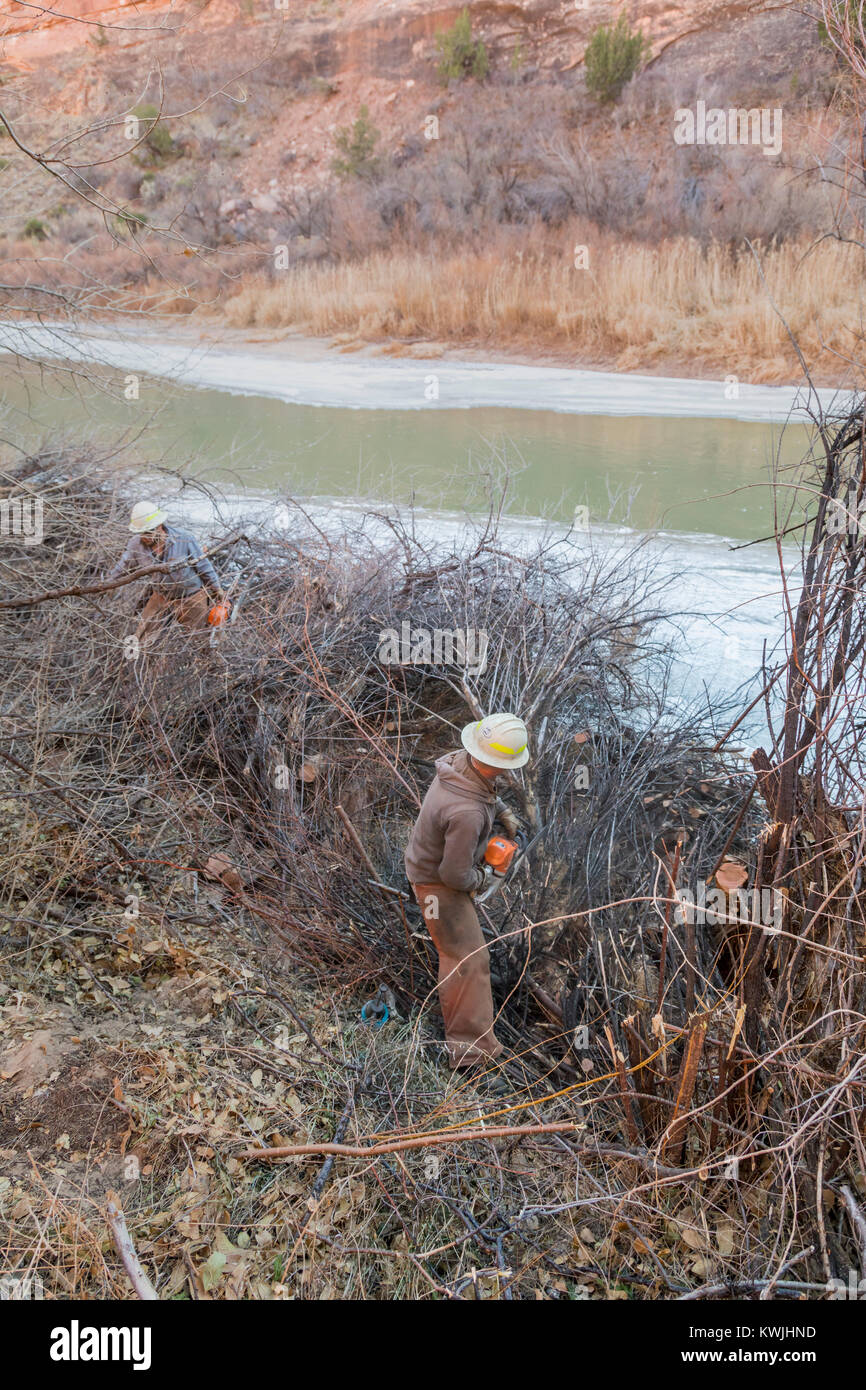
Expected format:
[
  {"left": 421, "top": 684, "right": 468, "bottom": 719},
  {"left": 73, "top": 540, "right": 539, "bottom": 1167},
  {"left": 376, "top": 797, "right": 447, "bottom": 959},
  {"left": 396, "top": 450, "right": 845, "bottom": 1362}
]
[
  {"left": 2, "top": 443, "right": 864, "bottom": 1299},
  {"left": 2, "top": 0, "right": 866, "bottom": 1302}
]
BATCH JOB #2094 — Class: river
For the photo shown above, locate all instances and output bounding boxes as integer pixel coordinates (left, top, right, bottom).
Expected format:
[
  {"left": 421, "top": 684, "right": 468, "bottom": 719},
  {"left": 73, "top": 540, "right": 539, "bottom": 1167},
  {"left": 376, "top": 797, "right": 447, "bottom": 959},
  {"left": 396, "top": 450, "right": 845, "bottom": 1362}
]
[{"left": 1, "top": 323, "right": 822, "bottom": 737}]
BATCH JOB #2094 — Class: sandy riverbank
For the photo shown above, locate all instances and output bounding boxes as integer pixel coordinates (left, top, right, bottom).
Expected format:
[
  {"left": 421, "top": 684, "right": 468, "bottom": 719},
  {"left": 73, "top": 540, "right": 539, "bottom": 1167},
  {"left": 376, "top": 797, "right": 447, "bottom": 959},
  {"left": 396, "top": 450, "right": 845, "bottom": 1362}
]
[{"left": 0, "top": 319, "right": 853, "bottom": 423}]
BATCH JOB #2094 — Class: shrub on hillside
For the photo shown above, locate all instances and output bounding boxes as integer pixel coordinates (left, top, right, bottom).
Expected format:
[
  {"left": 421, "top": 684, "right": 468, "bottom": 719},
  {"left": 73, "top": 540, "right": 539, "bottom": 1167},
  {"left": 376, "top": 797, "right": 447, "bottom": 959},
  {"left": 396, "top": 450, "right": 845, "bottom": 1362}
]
[
  {"left": 132, "top": 104, "right": 177, "bottom": 160},
  {"left": 435, "top": 8, "right": 489, "bottom": 85},
  {"left": 584, "top": 15, "right": 649, "bottom": 104},
  {"left": 332, "top": 106, "right": 382, "bottom": 181}
]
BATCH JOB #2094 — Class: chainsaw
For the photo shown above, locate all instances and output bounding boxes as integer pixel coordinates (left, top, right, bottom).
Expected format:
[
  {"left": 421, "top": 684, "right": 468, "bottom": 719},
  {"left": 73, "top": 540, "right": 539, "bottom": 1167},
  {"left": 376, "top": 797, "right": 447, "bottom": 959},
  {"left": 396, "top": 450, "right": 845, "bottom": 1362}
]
[
  {"left": 477, "top": 822, "right": 548, "bottom": 904},
  {"left": 207, "top": 567, "right": 246, "bottom": 644}
]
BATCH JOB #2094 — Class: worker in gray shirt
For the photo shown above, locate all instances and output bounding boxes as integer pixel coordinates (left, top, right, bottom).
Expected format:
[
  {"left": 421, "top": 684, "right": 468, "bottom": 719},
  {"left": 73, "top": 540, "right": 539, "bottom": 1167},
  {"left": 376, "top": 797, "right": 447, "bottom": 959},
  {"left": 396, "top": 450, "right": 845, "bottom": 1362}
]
[{"left": 107, "top": 501, "right": 229, "bottom": 645}]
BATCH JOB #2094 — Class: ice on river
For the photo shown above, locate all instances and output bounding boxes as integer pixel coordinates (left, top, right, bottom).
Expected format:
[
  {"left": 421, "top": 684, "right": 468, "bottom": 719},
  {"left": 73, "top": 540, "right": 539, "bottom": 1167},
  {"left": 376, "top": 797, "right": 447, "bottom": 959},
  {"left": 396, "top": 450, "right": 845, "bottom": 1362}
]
[{"left": 0, "top": 319, "right": 853, "bottom": 423}]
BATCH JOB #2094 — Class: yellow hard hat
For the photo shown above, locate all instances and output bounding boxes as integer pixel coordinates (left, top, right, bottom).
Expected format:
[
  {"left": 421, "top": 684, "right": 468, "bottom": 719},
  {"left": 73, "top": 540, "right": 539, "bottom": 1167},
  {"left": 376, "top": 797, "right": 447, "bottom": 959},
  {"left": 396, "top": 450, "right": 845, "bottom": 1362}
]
[
  {"left": 129, "top": 501, "right": 168, "bottom": 533},
  {"left": 461, "top": 713, "right": 530, "bottom": 770}
]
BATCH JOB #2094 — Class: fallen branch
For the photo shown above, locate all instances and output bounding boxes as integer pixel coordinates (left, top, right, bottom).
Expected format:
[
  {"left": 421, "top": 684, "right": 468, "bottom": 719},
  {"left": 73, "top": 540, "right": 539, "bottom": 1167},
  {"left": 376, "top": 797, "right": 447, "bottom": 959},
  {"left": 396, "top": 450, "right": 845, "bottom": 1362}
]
[
  {"left": 840, "top": 1184, "right": 866, "bottom": 1272},
  {"left": 677, "top": 1278, "right": 828, "bottom": 1300},
  {"left": 105, "top": 1190, "right": 159, "bottom": 1301},
  {"left": 311, "top": 1091, "right": 357, "bottom": 1200},
  {"left": 238, "top": 1128, "right": 713, "bottom": 1176},
  {"left": 239, "top": 1120, "right": 582, "bottom": 1161}
]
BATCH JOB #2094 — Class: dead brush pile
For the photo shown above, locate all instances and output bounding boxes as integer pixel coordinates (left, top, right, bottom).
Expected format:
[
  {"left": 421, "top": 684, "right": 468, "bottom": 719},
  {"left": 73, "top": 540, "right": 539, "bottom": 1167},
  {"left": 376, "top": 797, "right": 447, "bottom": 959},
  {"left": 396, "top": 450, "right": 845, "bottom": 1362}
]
[{"left": 0, "top": 449, "right": 863, "bottom": 1300}]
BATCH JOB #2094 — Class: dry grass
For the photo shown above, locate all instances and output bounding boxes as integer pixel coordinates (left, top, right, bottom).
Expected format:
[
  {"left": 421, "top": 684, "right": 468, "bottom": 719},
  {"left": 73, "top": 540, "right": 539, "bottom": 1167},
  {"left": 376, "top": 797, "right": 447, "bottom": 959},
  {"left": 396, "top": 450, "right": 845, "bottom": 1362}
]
[
  {"left": 220, "top": 233, "right": 866, "bottom": 381},
  {"left": 4, "top": 223, "right": 863, "bottom": 384}
]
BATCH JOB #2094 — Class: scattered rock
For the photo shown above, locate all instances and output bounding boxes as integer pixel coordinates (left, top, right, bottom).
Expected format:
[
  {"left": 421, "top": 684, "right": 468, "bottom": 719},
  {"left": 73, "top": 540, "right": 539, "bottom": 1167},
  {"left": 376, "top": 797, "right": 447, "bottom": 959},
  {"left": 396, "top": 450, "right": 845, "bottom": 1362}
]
[
  {"left": 250, "top": 192, "right": 279, "bottom": 215},
  {"left": 0, "top": 1029, "right": 73, "bottom": 1092}
]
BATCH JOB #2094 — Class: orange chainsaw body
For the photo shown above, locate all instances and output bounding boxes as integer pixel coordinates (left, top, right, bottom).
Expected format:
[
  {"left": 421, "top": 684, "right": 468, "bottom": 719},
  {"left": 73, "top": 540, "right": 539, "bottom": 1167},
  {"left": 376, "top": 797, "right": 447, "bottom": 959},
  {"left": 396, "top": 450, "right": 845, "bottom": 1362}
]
[{"left": 484, "top": 836, "right": 518, "bottom": 876}]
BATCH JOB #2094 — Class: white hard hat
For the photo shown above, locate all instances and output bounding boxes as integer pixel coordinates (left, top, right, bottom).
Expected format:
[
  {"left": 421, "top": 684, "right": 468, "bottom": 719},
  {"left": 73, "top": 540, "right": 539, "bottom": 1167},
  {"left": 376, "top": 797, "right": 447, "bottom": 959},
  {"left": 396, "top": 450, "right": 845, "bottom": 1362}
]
[
  {"left": 129, "top": 501, "right": 168, "bottom": 533},
  {"left": 461, "top": 713, "right": 530, "bottom": 770}
]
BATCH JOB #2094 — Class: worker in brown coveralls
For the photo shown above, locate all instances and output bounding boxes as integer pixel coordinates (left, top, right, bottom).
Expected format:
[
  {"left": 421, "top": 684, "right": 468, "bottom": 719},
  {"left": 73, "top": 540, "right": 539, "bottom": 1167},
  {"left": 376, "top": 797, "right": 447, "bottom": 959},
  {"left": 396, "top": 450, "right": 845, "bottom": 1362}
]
[{"left": 405, "top": 713, "right": 529, "bottom": 1072}]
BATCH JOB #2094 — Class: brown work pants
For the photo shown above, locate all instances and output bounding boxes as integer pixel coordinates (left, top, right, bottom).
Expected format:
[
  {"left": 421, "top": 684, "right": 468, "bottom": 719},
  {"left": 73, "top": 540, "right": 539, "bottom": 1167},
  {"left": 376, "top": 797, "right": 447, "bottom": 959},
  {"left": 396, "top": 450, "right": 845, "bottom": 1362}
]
[
  {"left": 136, "top": 589, "right": 209, "bottom": 646},
  {"left": 412, "top": 882, "right": 503, "bottom": 1069}
]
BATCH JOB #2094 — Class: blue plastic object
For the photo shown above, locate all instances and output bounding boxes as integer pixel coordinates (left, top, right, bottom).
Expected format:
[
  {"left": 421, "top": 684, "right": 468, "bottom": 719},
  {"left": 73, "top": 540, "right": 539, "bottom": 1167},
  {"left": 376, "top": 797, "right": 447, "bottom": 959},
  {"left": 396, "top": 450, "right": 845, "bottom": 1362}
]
[{"left": 361, "top": 1000, "right": 389, "bottom": 1027}]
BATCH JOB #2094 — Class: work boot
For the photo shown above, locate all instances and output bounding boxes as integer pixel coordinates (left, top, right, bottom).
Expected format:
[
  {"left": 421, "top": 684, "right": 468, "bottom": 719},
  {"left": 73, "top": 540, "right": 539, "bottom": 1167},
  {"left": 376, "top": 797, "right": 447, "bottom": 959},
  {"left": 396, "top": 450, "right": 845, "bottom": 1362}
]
[{"left": 452, "top": 1058, "right": 511, "bottom": 1097}]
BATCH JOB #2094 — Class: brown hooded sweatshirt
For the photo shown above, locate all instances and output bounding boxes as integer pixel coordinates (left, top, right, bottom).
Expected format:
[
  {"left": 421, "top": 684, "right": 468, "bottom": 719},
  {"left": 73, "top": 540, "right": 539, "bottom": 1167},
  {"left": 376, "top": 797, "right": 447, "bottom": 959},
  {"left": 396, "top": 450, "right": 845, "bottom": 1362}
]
[{"left": 405, "top": 750, "right": 497, "bottom": 893}]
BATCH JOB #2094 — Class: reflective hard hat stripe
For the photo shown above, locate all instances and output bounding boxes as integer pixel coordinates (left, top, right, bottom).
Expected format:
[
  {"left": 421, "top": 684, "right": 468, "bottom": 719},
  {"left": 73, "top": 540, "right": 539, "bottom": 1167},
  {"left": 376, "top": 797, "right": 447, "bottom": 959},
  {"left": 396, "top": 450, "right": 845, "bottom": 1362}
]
[{"left": 474, "top": 721, "right": 526, "bottom": 758}]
